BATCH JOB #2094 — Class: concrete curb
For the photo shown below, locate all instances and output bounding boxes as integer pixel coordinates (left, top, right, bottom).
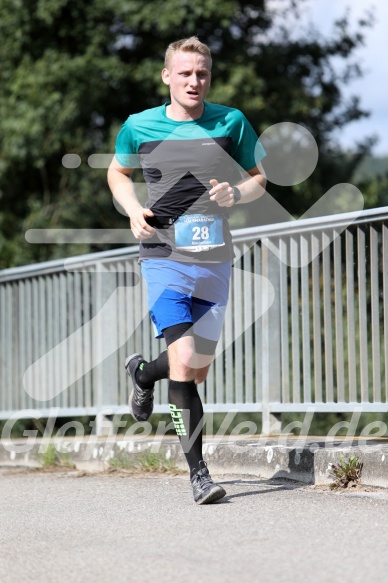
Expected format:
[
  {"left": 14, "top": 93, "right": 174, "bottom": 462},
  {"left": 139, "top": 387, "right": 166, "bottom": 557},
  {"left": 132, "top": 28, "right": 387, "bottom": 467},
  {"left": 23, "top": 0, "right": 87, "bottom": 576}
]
[{"left": 1, "top": 435, "right": 388, "bottom": 487}]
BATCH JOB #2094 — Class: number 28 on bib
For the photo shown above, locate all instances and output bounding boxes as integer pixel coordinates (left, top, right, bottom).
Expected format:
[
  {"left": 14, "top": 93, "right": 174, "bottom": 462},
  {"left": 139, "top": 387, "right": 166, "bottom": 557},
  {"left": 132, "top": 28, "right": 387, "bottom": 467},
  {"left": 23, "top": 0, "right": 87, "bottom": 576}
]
[{"left": 174, "top": 214, "right": 225, "bottom": 252}]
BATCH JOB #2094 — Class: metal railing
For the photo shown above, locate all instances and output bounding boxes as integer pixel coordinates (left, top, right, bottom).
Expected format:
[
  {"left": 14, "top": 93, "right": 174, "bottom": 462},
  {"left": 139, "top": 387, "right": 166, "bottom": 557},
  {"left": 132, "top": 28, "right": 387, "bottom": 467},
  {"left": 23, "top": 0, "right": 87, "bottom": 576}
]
[{"left": 1, "top": 206, "right": 388, "bottom": 432}]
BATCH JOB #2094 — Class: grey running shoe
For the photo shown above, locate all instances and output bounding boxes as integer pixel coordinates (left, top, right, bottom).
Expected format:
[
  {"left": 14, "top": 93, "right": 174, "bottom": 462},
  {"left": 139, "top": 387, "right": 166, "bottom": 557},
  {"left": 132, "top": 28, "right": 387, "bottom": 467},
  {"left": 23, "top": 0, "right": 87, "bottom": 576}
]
[
  {"left": 191, "top": 461, "right": 226, "bottom": 505},
  {"left": 125, "top": 353, "right": 154, "bottom": 422}
]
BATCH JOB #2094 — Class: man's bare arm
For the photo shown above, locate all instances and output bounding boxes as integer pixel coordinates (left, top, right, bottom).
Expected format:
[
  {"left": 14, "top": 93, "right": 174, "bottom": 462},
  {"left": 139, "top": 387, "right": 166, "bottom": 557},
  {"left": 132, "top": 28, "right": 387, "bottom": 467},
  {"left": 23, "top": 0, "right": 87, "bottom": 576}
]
[
  {"left": 209, "top": 164, "right": 266, "bottom": 207},
  {"left": 107, "top": 157, "right": 156, "bottom": 240}
]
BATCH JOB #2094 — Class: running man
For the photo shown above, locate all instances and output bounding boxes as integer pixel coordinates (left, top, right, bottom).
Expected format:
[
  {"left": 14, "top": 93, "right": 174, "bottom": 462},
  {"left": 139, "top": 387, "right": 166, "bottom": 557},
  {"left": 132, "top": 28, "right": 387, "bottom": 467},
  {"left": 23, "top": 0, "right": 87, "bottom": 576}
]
[{"left": 107, "top": 37, "right": 266, "bottom": 504}]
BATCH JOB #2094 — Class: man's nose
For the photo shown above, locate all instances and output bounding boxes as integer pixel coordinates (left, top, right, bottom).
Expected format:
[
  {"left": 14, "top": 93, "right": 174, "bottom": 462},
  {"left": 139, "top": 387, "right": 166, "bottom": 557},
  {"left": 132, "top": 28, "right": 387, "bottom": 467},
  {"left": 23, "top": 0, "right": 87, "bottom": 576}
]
[{"left": 189, "top": 74, "right": 199, "bottom": 86}]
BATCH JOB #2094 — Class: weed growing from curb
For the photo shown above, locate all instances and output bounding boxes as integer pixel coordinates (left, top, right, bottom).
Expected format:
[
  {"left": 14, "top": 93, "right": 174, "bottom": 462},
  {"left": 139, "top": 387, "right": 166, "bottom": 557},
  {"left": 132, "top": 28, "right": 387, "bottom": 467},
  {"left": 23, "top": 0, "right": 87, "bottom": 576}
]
[{"left": 328, "top": 454, "right": 363, "bottom": 490}]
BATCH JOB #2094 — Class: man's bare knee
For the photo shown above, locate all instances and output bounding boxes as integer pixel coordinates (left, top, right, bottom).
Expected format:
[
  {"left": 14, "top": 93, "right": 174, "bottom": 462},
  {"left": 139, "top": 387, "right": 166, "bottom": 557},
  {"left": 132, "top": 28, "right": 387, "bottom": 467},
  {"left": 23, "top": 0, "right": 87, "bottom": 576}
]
[
  {"left": 194, "top": 371, "right": 207, "bottom": 384},
  {"left": 194, "top": 366, "right": 211, "bottom": 384}
]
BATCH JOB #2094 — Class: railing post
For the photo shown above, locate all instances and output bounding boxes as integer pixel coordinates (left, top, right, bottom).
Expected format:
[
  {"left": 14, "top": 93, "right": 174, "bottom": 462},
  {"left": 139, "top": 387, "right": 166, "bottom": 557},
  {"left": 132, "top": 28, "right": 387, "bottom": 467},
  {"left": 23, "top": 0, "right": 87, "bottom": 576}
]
[
  {"left": 261, "top": 239, "right": 282, "bottom": 435},
  {"left": 93, "top": 263, "right": 117, "bottom": 436}
]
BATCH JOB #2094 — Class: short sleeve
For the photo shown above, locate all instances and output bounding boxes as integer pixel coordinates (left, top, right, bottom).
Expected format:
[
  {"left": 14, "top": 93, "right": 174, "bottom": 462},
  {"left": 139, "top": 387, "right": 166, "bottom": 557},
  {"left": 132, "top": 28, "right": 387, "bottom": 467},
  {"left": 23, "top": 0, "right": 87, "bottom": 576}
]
[
  {"left": 114, "top": 119, "right": 142, "bottom": 168},
  {"left": 231, "top": 111, "right": 266, "bottom": 171}
]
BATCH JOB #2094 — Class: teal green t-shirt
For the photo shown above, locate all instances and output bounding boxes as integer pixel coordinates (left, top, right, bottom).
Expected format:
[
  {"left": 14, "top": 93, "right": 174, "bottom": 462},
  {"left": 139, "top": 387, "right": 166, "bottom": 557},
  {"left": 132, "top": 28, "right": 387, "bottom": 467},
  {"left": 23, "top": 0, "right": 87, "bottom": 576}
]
[{"left": 115, "top": 102, "right": 266, "bottom": 261}]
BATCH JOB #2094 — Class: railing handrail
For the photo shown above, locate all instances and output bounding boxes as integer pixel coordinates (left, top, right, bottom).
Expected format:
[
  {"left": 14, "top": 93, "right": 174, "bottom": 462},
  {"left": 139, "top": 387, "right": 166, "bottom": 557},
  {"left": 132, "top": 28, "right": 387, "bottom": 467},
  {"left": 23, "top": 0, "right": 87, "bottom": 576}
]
[
  {"left": 2, "top": 205, "right": 388, "bottom": 283},
  {"left": 231, "top": 205, "right": 388, "bottom": 242},
  {"left": 0, "top": 245, "right": 140, "bottom": 282}
]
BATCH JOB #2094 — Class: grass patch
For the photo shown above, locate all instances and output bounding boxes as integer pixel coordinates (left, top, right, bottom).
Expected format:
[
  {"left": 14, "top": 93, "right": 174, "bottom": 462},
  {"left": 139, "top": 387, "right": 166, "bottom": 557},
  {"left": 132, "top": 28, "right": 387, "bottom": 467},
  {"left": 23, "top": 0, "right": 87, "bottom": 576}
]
[
  {"left": 37, "top": 443, "right": 76, "bottom": 470},
  {"left": 108, "top": 450, "right": 184, "bottom": 475}
]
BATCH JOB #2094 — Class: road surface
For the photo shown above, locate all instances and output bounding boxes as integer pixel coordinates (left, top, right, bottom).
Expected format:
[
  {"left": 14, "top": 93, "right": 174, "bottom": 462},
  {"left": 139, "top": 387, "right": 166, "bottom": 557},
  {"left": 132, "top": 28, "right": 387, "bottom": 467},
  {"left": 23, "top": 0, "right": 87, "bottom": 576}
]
[{"left": 1, "top": 468, "right": 388, "bottom": 582}]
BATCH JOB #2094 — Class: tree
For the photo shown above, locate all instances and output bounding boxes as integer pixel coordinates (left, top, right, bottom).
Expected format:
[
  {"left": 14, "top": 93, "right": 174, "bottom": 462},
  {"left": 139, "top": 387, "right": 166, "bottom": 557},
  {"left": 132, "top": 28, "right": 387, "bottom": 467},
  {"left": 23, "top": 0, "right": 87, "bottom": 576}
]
[{"left": 0, "top": 0, "right": 376, "bottom": 268}]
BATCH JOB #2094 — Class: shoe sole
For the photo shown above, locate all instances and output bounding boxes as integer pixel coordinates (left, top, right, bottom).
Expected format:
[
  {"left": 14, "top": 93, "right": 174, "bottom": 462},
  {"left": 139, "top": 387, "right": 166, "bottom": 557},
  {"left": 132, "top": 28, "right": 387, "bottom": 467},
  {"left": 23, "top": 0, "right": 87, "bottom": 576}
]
[
  {"left": 125, "top": 353, "right": 142, "bottom": 374},
  {"left": 128, "top": 387, "right": 153, "bottom": 422},
  {"left": 196, "top": 485, "right": 226, "bottom": 505},
  {"left": 128, "top": 388, "right": 136, "bottom": 421},
  {"left": 125, "top": 353, "right": 145, "bottom": 422}
]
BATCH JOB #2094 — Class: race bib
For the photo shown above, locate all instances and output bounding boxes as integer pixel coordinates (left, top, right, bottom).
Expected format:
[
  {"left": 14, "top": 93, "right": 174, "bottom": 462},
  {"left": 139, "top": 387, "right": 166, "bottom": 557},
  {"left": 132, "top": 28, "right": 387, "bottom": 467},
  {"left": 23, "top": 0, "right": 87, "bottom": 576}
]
[{"left": 174, "top": 214, "right": 225, "bottom": 252}]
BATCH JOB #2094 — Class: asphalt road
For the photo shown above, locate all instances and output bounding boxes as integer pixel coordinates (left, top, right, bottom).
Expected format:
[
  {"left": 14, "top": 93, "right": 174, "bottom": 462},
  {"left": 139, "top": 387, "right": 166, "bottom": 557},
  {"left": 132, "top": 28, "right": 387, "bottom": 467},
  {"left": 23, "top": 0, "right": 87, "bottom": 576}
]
[{"left": 1, "top": 468, "right": 388, "bottom": 583}]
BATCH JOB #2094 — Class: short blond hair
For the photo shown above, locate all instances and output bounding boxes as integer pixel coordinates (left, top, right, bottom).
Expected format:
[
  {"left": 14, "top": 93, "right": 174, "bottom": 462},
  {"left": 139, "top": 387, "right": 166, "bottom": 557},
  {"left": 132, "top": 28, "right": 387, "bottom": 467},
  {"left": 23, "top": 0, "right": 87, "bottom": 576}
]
[{"left": 164, "top": 36, "right": 212, "bottom": 70}]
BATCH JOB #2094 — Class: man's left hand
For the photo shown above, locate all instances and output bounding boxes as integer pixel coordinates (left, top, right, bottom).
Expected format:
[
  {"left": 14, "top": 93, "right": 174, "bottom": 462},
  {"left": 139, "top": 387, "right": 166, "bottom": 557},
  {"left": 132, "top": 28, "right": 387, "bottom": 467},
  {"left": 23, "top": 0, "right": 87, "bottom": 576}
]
[{"left": 209, "top": 179, "right": 235, "bottom": 207}]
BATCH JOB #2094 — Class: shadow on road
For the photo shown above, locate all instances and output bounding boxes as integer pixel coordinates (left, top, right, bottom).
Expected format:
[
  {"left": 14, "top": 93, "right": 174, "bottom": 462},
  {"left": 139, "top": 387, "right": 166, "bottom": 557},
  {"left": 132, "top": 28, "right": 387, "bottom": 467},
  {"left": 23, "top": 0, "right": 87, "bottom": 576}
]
[{"left": 217, "top": 477, "right": 304, "bottom": 503}]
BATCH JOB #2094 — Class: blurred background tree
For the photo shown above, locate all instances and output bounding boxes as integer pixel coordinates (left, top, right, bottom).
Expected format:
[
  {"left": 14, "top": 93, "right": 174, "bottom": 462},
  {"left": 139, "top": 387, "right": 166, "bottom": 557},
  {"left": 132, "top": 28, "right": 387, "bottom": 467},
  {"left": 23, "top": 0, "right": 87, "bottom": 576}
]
[{"left": 0, "top": 0, "right": 381, "bottom": 268}]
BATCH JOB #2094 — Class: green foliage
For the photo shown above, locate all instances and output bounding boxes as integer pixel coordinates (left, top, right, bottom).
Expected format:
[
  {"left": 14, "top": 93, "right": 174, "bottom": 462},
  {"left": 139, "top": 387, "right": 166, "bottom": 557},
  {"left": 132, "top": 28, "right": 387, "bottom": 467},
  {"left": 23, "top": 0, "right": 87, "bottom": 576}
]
[
  {"left": 2, "top": 412, "right": 387, "bottom": 439},
  {"left": 0, "top": 0, "right": 378, "bottom": 268},
  {"left": 353, "top": 155, "right": 388, "bottom": 183},
  {"left": 0, "top": 415, "right": 93, "bottom": 439},
  {"left": 351, "top": 156, "right": 388, "bottom": 209},
  {"left": 282, "top": 412, "right": 388, "bottom": 437},
  {"left": 328, "top": 453, "right": 363, "bottom": 490}
]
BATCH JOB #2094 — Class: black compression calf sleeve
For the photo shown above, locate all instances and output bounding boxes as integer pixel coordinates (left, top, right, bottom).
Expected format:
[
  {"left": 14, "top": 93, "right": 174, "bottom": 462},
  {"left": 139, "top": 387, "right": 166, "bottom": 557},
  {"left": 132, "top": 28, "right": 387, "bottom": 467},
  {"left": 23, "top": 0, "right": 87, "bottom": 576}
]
[
  {"left": 136, "top": 351, "right": 169, "bottom": 387},
  {"left": 163, "top": 322, "right": 193, "bottom": 346},
  {"left": 163, "top": 323, "right": 217, "bottom": 356},
  {"left": 168, "top": 380, "right": 204, "bottom": 476}
]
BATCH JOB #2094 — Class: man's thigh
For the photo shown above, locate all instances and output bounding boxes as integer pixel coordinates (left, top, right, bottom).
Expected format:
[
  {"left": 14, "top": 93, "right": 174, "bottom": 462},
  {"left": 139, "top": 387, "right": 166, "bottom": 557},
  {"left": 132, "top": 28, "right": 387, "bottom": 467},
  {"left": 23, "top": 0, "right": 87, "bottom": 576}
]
[
  {"left": 140, "top": 259, "right": 194, "bottom": 338},
  {"left": 192, "top": 262, "right": 231, "bottom": 342}
]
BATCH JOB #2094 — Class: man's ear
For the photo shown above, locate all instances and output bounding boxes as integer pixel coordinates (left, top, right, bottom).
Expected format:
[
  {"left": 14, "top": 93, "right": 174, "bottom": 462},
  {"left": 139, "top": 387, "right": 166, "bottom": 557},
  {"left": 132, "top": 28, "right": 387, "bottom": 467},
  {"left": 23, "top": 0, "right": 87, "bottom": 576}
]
[{"left": 161, "top": 68, "right": 170, "bottom": 86}]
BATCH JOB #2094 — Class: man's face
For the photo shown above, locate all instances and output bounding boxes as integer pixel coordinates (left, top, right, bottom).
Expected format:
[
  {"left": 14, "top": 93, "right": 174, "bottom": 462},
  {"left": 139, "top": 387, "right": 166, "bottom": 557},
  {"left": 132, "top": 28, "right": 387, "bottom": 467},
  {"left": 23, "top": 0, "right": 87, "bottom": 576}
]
[{"left": 162, "top": 51, "right": 211, "bottom": 110}]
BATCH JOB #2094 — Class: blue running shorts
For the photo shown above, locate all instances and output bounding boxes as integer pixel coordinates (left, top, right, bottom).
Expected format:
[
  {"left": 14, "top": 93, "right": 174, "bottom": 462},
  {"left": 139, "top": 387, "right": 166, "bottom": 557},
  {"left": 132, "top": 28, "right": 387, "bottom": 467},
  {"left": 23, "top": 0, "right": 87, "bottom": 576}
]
[{"left": 140, "top": 259, "right": 231, "bottom": 341}]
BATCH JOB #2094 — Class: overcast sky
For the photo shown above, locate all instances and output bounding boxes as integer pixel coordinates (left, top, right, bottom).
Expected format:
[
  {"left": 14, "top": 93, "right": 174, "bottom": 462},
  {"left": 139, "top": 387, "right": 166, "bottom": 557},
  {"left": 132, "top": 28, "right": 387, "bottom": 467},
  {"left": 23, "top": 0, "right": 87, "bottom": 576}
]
[{"left": 302, "top": 0, "right": 388, "bottom": 156}]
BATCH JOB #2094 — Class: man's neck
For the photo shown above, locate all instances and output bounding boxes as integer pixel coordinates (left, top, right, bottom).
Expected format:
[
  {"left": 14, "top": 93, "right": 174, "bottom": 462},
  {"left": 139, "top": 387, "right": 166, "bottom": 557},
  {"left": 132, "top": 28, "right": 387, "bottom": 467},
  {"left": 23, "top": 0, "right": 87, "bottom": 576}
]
[{"left": 165, "top": 102, "right": 204, "bottom": 122}]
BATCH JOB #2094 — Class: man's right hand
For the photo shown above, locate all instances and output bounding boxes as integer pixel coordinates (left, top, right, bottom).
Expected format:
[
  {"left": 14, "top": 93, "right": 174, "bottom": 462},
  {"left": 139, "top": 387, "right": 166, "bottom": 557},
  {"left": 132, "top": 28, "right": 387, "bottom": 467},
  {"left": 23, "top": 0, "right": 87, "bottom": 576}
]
[{"left": 130, "top": 208, "right": 156, "bottom": 240}]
